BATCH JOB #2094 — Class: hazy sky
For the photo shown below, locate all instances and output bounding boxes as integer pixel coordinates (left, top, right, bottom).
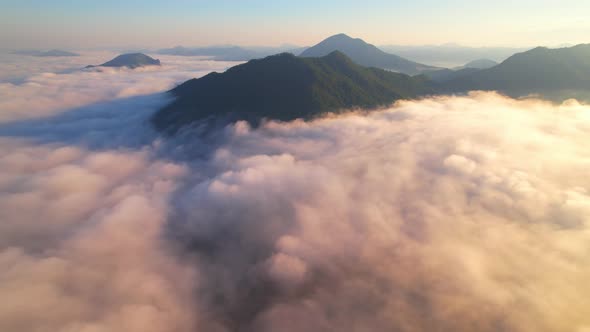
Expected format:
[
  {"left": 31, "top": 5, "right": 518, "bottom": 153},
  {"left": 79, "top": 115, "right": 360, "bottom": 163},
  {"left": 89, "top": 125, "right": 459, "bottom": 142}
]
[{"left": 1, "top": 0, "right": 589, "bottom": 49}]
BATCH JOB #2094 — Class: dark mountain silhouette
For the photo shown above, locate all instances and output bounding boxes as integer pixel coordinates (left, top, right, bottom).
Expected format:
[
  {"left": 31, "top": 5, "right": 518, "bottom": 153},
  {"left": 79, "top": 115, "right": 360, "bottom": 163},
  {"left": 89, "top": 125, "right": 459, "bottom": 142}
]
[
  {"left": 87, "top": 53, "right": 161, "bottom": 69},
  {"left": 153, "top": 43, "right": 590, "bottom": 133},
  {"left": 445, "top": 44, "right": 590, "bottom": 100},
  {"left": 152, "top": 51, "right": 434, "bottom": 132},
  {"left": 300, "top": 34, "right": 439, "bottom": 75}
]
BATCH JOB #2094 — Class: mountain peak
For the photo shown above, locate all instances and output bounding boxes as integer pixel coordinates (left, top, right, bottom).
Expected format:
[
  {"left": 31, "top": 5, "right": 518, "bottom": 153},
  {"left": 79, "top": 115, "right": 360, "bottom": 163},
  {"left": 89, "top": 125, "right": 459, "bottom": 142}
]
[
  {"left": 89, "top": 53, "right": 161, "bottom": 69},
  {"left": 462, "top": 59, "right": 498, "bottom": 69},
  {"left": 325, "top": 33, "right": 355, "bottom": 41},
  {"left": 314, "top": 33, "right": 368, "bottom": 49},
  {"left": 301, "top": 34, "right": 438, "bottom": 75},
  {"left": 152, "top": 51, "right": 433, "bottom": 133},
  {"left": 529, "top": 46, "right": 550, "bottom": 53}
]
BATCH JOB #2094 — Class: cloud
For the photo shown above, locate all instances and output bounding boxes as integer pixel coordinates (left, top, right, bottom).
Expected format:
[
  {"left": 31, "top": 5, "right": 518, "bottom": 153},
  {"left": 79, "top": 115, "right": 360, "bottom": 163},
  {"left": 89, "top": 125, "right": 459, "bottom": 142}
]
[
  {"left": 0, "top": 57, "right": 236, "bottom": 331},
  {"left": 0, "top": 141, "right": 200, "bottom": 332},
  {"left": 0, "top": 54, "right": 589, "bottom": 332},
  {"left": 0, "top": 51, "right": 238, "bottom": 122},
  {"left": 166, "top": 92, "right": 590, "bottom": 331}
]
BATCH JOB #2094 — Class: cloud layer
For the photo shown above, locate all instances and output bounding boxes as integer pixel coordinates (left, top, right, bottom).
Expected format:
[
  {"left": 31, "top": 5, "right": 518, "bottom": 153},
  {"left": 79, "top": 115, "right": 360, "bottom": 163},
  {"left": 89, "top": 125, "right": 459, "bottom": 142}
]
[
  {"left": 0, "top": 143, "right": 199, "bottom": 332},
  {"left": 167, "top": 93, "right": 590, "bottom": 332},
  {"left": 0, "top": 51, "right": 238, "bottom": 122},
  {"left": 0, "top": 56, "right": 589, "bottom": 332}
]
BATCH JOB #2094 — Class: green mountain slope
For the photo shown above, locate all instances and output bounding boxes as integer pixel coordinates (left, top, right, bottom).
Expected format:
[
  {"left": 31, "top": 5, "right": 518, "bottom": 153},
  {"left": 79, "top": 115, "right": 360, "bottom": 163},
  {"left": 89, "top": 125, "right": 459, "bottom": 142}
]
[
  {"left": 301, "top": 34, "right": 439, "bottom": 75},
  {"left": 152, "top": 51, "right": 434, "bottom": 132}
]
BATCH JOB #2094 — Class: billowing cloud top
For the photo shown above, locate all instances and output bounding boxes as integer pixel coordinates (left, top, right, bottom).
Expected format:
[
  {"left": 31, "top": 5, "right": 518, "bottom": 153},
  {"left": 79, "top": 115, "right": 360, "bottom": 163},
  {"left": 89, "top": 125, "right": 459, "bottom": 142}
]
[{"left": 0, "top": 53, "right": 589, "bottom": 332}]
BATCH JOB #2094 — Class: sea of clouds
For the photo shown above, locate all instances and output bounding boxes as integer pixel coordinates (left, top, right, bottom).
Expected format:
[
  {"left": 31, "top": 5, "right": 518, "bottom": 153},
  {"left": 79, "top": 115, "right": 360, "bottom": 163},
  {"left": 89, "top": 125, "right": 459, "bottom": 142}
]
[{"left": 0, "top": 52, "right": 589, "bottom": 332}]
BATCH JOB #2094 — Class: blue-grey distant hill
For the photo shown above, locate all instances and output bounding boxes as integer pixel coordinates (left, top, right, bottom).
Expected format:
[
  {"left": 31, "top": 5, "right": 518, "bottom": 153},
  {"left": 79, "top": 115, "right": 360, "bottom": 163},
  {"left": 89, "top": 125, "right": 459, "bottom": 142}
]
[
  {"left": 86, "top": 53, "right": 161, "bottom": 69},
  {"left": 444, "top": 44, "right": 590, "bottom": 100},
  {"left": 424, "top": 67, "right": 481, "bottom": 83},
  {"left": 13, "top": 49, "right": 80, "bottom": 57},
  {"left": 300, "top": 34, "right": 440, "bottom": 75},
  {"left": 158, "top": 46, "right": 258, "bottom": 61},
  {"left": 157, "top": 45, "right": 308, "bottom": 61},
  {"left": 457, "top": 59, "right": 498, "bottom": 70},
  {"left": 424, "top": 59, "right": 498, "bottom": 82},
  {"left": 379, "top": 44, "right": 526, "bottom": 68}
]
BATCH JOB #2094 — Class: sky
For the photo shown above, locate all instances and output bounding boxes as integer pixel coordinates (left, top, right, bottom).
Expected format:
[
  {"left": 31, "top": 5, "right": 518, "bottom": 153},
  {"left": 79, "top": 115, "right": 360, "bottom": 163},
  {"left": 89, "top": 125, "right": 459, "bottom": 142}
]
[{"left": 1, "top": 0, "right": 589, "bottom": 50}]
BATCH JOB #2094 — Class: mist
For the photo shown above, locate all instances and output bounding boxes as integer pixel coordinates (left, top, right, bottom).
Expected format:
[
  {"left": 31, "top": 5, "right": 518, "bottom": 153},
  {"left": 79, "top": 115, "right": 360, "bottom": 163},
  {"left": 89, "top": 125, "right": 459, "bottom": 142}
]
[{"left": 0, "top": 56, "right": 589, "bottom": 332}]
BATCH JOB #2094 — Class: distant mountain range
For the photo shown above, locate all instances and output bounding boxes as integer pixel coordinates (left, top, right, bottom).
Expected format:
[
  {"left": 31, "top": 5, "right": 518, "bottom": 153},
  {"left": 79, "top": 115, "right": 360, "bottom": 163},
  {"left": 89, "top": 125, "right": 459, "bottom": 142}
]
[
  {"left": 157, "top": 34, "right": 452, "bottom": 75},
  {"left": 157, "top": 45, "right": 308, "bottom": 61},
  {"left": 152, "top": 51, "right": 434, "bottom": 132},
  {"left": 152, "top": 39, "right": 590, "bottom": 133},
  {"left": 457, "top": 59, "right": 498, "bottom": 70},
  {"left": 444, "top": 44, "right": 590, "bottom": 99},
  {"left": 154, "top": 36, "right": 520, "bottom": 72},
  {"left": 86, "top": 53, "right": 161, "bottom": 69},
  {"left": 13, "top": 49, "right": 80, "bottom": 57},
  {"left": 424, "top": 67, "right": 481, "bottom": 83},
  {"left": 379, "top": 44, "right": 527, "bottom": 68},
  {"left": 301, "top": 34, "right": 439, "bottom": 75},
  {"left": 424, "top": 59, "right": 498, "bottom": 82}
]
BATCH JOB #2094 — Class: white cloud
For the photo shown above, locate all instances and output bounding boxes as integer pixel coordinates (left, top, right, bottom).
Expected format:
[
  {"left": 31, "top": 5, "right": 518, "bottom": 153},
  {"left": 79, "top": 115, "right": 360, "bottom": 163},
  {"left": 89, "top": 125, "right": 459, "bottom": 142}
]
[
  {"left": 170, "top": 92, "right": 590, "bottom": 331},
  {"left": 0, "top": 54, "right": 589, "bottom": 332},
  {"left": 0, "top": 51, "right": 238, "bottom": 122},
  {"left": 0, "top": 142, "right": 200, "bottom": 332}
]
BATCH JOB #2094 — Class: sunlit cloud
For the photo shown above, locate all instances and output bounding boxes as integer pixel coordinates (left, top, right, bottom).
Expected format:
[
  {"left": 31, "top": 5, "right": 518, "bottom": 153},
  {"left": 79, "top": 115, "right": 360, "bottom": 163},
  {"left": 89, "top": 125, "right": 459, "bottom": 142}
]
[{"left": 0, "top": 56, "right": 589, "bottom": 332}]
